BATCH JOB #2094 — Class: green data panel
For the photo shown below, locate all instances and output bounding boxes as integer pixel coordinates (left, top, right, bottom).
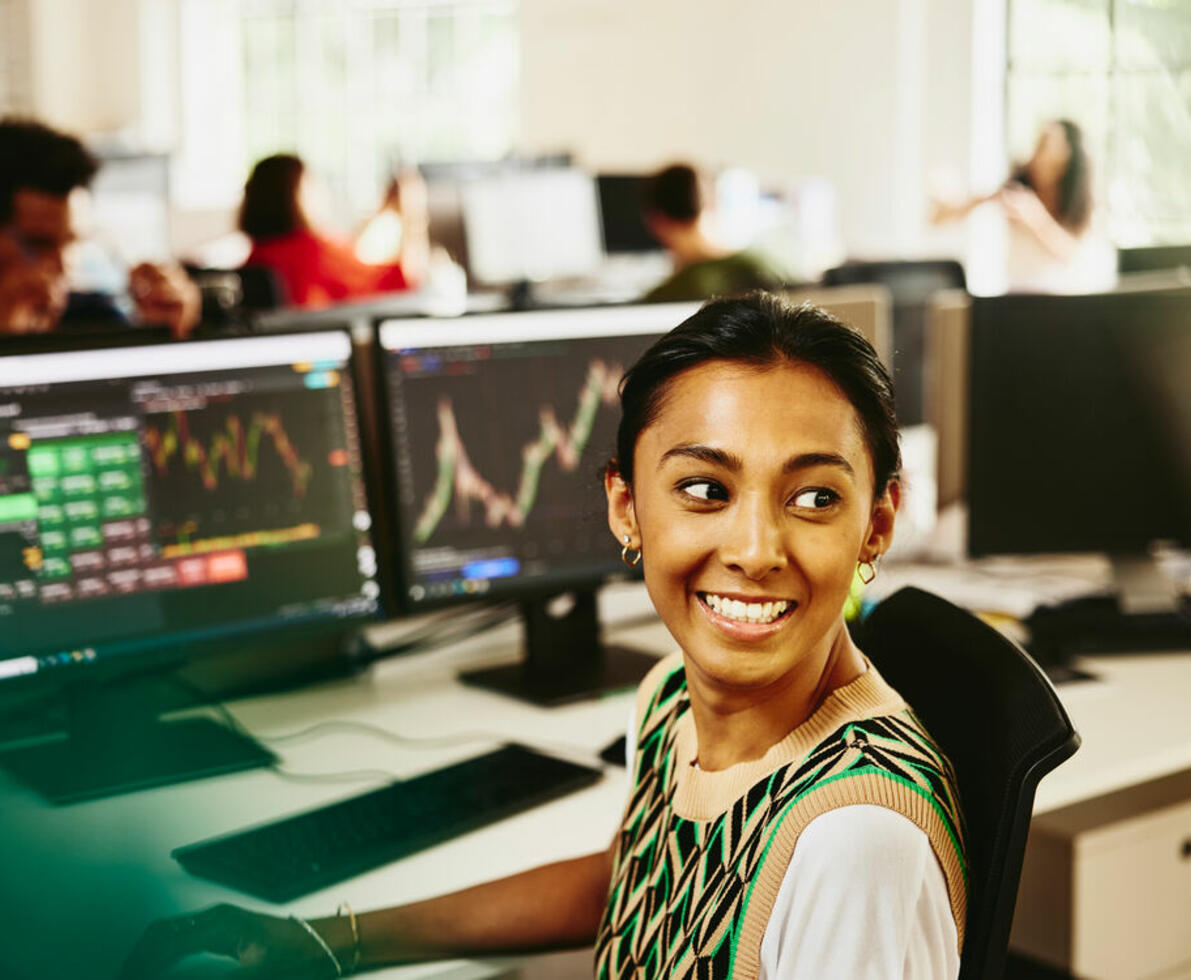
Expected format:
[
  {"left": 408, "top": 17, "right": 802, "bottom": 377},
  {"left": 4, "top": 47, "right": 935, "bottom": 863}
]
[{"left": 26, "top": 433, "right": 147, "bottom": 581}]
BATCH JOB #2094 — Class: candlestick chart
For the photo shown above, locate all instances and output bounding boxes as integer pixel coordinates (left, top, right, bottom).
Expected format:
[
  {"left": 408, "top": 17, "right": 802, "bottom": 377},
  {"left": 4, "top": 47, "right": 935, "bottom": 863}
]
[
  {"left": 141, "top": 387, "right": 351, "bottom": 546},
  {"left": 412, "top": 358, "right": 620, "bottom": 544}
]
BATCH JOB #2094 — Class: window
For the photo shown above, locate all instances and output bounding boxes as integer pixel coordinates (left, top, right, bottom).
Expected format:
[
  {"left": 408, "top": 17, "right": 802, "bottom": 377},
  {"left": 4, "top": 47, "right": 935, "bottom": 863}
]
[
  {"left": 174, "top": 0, "right": 519, "bottom": 220},
  {"left": 1007, "top": 0, "right": 1191, "bottom": 244}
]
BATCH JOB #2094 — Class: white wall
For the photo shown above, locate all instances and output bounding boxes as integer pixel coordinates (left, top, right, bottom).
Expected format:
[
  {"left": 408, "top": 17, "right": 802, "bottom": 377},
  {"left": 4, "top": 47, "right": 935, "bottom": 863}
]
[
  {"left": 519, "top": 0, "right": 986, "bottom": 256},
  {"left": 27, "top": 0, "right": 142, "bottom": 137},
  {"left": 17, "top": 0, "right": 998, "bottom": 259}
]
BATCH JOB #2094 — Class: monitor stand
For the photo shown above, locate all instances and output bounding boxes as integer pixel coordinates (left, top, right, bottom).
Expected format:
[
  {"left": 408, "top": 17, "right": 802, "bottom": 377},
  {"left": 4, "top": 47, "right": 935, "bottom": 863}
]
[
  {"left": 0, "top": 673, "right": 275, "bottom": 805},
  {"left": 460, "top": 589, "right": 658, "bottom": 706}
]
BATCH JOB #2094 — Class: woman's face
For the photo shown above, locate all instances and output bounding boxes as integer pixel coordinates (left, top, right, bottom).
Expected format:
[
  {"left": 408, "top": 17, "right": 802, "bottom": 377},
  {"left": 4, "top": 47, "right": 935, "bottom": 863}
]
[{"left": 607, "top": 359, "right": 896, "bottom": 695}]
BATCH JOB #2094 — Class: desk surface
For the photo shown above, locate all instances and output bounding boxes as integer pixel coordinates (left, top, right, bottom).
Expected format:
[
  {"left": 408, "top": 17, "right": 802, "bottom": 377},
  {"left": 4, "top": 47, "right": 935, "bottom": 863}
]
[{"left": 2, "top": 581, "right": 1189, "bottom": 980}]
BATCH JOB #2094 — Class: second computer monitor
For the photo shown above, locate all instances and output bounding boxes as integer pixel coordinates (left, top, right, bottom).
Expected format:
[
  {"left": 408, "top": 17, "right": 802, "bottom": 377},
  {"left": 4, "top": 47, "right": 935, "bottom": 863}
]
[
  {"left": 967, "top": 289, "right": 1191, "bottom": 602},
  {"left": 376, "top": 302, "right": 699, "bottom": 702},
  {"left": 460, "top": 168, "right": 604, "bottom": 286}
]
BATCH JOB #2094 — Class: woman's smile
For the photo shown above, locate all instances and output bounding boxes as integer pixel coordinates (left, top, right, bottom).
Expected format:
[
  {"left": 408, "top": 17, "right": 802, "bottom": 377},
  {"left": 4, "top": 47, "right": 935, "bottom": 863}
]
[{"left": 695, "top": 591, "right": 798, "bottom": 643}]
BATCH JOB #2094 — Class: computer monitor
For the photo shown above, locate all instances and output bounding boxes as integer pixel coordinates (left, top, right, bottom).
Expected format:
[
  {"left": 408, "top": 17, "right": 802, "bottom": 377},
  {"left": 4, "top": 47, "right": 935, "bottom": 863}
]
[
  {"left": 0, "top": 330, "right": 381, "bottom": 801},
  {"left": 596, "top": 174, "right": 661, "bottom": 254},
  {"left": 460, "top": 168, "right": 604, "bottom": 287},
  {"left": 967, "top": 290, "right": 1191, "bottom": 612},
  {"left": 375, "top": 302, "right": 699, "bottom": 703}
]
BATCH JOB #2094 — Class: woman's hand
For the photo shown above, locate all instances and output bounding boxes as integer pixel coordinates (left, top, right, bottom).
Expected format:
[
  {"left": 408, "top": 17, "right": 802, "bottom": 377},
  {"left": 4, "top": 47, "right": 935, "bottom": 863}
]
[
  {"left": 118, "top": 904, "right": 341, "bottom": 980},
  {"left": 129, "top": 262, "right": 202, "bottom": 339}
]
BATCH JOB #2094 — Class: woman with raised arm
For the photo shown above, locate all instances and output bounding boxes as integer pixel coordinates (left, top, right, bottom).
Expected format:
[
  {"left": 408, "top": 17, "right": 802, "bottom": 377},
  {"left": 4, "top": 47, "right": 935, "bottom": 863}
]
[
  {"left": 931, "top": 118, "right": 1115, "bottom": 293},
  {"left": 238, "top": 154, "right": 429, "bottom": 309},
  {"left": 121, "top": 293, "right": 966, "bottom": 980}
]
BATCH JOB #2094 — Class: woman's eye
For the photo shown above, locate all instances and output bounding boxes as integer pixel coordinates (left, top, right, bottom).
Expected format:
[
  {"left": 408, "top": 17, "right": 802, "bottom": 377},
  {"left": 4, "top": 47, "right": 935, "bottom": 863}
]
[
  {"left": 680, "top": 481, "right": 726, "bottom": 502},
  {"left": 792, "top": 487, "right": 839, "bottom": 510}
]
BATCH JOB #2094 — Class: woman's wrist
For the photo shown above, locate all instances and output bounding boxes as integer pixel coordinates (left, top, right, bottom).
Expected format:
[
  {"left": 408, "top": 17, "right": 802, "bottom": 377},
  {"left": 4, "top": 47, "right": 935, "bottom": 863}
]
[{"left": 310, "top": 914, "right": 359, "bottom": 974}]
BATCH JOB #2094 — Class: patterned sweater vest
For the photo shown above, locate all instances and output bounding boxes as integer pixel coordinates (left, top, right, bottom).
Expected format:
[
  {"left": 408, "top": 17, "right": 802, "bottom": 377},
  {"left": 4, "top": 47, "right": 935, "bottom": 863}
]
[{"left": 595, "top": 652, "right": 968, "bottom": 979}]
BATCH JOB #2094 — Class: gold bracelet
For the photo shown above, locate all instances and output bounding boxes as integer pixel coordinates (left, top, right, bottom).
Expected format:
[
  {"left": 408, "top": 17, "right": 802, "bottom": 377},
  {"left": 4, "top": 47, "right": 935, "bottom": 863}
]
[{"left": 337, "top": 901, "right": 361, "bottom": 975}]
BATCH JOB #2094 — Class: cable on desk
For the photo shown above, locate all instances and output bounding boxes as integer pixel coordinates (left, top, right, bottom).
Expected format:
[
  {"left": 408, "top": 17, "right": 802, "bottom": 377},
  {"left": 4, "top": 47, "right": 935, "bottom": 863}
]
[
  {"left": 254, "top": 717, "right": 507, "bottom": 750},
  {"left": 269, "top": 765, "right": 402, "bottom": 786},
  {"left": 169, "top": 658, "right": 628, "bottom": 780}
]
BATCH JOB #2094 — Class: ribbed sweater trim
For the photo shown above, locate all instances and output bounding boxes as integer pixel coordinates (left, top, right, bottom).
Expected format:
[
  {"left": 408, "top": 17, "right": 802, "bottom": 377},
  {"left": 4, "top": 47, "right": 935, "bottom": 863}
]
[
  {"left": 667, "top": 657, "right": 906, "bottom": 820},
  {"left": 731, "top": 770, "right": 968, "bottom": 977}
]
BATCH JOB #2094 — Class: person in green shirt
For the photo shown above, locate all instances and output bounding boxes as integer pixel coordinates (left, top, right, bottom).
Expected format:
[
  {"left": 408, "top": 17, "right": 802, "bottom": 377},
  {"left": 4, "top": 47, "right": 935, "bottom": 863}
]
[{"left": 640, "top": 163, "right": 787, "bottom": 303}]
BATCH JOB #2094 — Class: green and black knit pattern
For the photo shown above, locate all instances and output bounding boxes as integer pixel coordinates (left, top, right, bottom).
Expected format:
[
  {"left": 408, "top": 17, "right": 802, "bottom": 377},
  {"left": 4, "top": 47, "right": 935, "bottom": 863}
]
[{"left": 594, "top": 658, "right": 967, "bottom": 980}]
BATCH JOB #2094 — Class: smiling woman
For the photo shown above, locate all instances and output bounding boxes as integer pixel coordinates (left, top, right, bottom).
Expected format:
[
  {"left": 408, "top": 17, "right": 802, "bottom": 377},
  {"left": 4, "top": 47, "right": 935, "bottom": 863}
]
[
  {"left": 119, "top": 294, "right": 966, "bottom": 980},
  {"left": 597, "top": 294, "right": 965, "bottom": 978}
]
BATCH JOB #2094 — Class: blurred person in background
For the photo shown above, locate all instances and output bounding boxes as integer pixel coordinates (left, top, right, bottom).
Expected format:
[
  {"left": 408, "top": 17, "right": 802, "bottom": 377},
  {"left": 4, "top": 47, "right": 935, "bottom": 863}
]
[
  {"left": 640, "top": 163, "right": 787, "bottom": 303},
  {"left": 931, "top": 118, "right": 1115, "bottom": 293},
  {"left": 0, "top": 117, "right": 200, "bottom": 337},
  {"left": 238, "top": 153, "right": 429, "bottom": 309}
]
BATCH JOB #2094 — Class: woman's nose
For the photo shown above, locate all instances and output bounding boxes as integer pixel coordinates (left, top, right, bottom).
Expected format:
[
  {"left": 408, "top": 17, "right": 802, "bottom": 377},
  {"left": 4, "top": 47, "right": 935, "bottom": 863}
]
[{"left": 719, "top": 494, "right": 788, "bottom": 580}]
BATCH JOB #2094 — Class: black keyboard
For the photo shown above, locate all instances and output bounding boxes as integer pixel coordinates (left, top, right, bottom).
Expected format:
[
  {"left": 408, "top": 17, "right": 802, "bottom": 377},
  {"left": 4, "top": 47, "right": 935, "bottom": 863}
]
[
  {"left": 173, "top": 743, "right": 602, "bottom": 902},
  {"left": 1026, "top": 595, "right": 1191, "bottom": 661}
]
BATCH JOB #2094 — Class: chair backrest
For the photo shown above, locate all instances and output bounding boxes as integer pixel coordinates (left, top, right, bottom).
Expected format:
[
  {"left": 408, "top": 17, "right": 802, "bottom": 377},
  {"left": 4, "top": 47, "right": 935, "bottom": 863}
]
[
  {"left": 852, "top": 587, "right": 1080, "bottom": 980},
  {"left": 236, "top": 264, "right": 288, "bottom": 311},
  {"left": 783, "top": 282, "right": 894, "bottom": 371},
  {"left": 1117, "top": 243, "right": 1191, "bottom": 275}
]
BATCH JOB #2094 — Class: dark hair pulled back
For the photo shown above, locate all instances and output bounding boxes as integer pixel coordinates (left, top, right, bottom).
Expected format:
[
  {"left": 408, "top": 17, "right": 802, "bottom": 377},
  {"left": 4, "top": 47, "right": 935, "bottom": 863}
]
[
  {"left": 613, "top": 292, "right": 901, "bottom": 496},
  {"left": 237, "top": 154, "right": 309, "bottom": 240}
]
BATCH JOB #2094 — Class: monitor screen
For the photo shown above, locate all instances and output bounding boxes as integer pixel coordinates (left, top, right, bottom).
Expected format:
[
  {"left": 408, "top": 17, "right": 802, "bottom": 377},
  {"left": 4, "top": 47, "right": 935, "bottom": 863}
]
[
  {"left": 597, "top": 174, "right": 661, "bottom": 254},
  {"left": 0, "top": 330, "right": 380, "bottom": 684},
  {"left": 377, "top": 303, "right": 699, "bottom": 612},
  {"left": 967, "top": 290, "right": 1191, "bottom": 558},
  {"left": 460, "top": 169, "right": 604, "bottom": 284}
]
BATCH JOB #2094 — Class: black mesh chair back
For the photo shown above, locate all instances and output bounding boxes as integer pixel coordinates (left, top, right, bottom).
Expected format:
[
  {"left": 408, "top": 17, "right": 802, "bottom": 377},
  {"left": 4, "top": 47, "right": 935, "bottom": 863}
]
[
  {"left": 823, "top": 259, "right": 966, "bottom": 424},
  {"left": 852, "top": 587, "right": 1079, "bottom": 980}
]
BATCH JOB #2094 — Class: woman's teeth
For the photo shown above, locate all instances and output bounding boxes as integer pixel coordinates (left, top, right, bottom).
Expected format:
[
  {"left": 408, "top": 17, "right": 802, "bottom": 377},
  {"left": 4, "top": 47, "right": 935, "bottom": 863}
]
[{"left": 702, "top": 593, "right": 790, "bottom": 624}]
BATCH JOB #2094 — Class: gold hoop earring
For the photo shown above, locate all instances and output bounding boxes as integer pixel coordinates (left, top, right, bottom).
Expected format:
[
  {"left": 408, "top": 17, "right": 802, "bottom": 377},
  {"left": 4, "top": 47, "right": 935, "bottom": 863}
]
[
  {"left": 621, "top": 534, "right": 642, "bottom": 568},
  {"left": 857, "top": 558, "right": 877, "bottom": 585}
]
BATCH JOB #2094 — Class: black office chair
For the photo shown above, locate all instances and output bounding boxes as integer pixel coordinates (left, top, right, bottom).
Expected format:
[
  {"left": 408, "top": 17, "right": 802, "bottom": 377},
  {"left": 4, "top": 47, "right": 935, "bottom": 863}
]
[
  {"left": 852, "top": 587, "right": 1080, "bottom": 980},
  {"left": 823, "top": 259, "right": 966, "bottom": 424}
]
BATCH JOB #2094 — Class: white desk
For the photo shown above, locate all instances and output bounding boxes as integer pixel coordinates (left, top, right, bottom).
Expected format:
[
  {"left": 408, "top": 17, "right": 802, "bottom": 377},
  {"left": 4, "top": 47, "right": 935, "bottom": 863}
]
[{"left": 2, "top": 582, "right": 1188, "bottom": 980}]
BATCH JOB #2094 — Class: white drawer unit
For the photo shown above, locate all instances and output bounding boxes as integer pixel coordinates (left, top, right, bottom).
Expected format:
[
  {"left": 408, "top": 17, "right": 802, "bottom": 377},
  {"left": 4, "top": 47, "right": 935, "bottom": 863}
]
[{"left": 1011, "top": 768, "right": 1191, "bottom": 979}]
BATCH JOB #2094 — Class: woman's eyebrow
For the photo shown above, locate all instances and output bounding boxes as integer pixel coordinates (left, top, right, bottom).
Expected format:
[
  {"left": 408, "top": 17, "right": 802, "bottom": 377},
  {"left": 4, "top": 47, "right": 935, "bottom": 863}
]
[
  {"left": 658, "top": 446, "right": 855, "bottom": 477},
  {"left": 659, "top": 444, "right": 742, "bottom": 470},
  {"left": 783, "top": 452, "right": 855, "bottom": 476}
]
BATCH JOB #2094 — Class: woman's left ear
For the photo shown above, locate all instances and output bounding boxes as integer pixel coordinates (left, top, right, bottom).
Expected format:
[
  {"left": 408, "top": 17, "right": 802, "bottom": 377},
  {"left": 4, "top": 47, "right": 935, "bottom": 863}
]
[
  {"left": 605, "top": 464, "right": 638, "bottom": 545},
  {"left": 862, "top": 479, "right": 900, "bottom": 560}
]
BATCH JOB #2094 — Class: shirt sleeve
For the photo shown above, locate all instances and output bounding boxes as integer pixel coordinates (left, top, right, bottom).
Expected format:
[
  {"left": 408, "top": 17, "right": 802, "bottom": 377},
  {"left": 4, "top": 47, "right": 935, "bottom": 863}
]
[{"left": 758, "top": 805, "right": 959, "bottom": 980}]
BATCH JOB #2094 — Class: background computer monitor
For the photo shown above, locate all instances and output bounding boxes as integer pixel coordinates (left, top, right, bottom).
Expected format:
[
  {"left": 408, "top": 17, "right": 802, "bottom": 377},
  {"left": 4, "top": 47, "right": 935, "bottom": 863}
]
[
  {"left": 596, "top": 174, "right": 662, "bottom": 254},
  {"left": 460, "top": 168, "right": 604, "bottom": 286},
  {"left": 967, "top": 289, "right": 1191, "bottom": 609},
  {"left": 1117, "top": 244, "right": 1191, "bottom": 276},
  {"left": 375, "top": 302, "right": 699, "bottom": 703},
  {"left": 0, "top": 330, "right": 381, "bottom": 801}
]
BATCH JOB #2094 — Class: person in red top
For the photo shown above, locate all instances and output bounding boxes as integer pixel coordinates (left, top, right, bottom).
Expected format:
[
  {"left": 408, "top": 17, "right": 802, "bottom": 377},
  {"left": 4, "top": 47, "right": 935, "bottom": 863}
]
[{"left": 238, "top": 154, "right": 428, "bottom": 309}]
